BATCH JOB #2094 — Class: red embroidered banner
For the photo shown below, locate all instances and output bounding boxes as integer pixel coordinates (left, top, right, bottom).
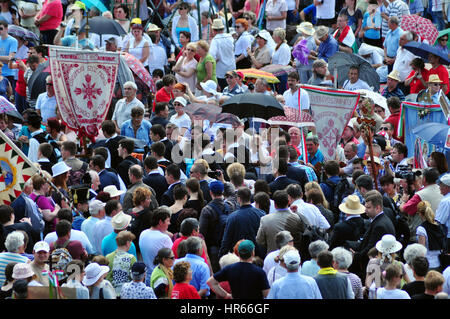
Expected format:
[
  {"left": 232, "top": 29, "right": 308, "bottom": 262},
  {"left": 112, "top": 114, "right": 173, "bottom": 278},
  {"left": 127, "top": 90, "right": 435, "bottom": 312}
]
[{"left": 49, "top": 47, "right": 119, "bottom": 141}]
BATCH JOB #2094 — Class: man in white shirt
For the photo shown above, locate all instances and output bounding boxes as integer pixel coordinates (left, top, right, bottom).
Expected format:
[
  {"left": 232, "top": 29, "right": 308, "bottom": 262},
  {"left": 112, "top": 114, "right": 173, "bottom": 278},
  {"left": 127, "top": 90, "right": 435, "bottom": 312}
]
[
  {"left": 209, "top": 19, "right": 236, "bottom": 91},
  {"left": 392, "top": 31, "right": 416, "bottom": 84},
  {"left": 435, "top": 174, "right": 450, "bottom": 249},
  {"left": 111, "top": 81, "right": 145, "bottom": 133},
  {"left": 342, "top": 66, "right": 372, "bottom": 91},
  {"left": 314, "top": 0, "right": 335, "bottom": 27},
  {"left": 35, "top": 76, "right": 57, "bottom": 124},
  {"left": 287, "top": 183, "right": 330, "bottom": 230},
  {"left": 282, "top": 72, "right": 310, "bottom": 111}
]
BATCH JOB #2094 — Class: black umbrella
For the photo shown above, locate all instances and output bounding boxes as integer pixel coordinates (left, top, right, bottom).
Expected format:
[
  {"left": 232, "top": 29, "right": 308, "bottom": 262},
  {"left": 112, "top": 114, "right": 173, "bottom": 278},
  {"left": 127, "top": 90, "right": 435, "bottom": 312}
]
[
  {"left": 80, "top": 16, "right": 127, "bottom": 37},
  {"left": 328, "top": 52, "right": 380, "bottom": 92},
  {"left": 221, "top": 93, "right": 285, "bottom": 120}
]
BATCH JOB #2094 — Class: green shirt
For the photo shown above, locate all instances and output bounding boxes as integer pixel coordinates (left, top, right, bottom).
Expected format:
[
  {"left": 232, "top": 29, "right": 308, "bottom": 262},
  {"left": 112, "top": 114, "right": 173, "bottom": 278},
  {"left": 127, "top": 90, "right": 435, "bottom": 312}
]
[{"left": 196, "top": 54, "right": 217, "bottom": 84}]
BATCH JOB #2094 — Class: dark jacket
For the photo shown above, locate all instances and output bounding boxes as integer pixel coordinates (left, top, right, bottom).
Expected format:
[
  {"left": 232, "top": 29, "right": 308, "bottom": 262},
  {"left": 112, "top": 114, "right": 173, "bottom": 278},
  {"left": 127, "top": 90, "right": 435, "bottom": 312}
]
[
  {"left": 329, "top": 216, "right": 365, "bottom": 249},
  {"left": 98, "top": 169, "right": 121, "bottom": 191},
  {"left": 143, "top": 172, "right": 169, "bottom": 204},
  {"left": 268, "top": 176, "right": 299, "bottom": 196},
  {"left": 117, "top": 155, "right": 141, "bottom": 188},
  {"left": 160, "top": 181, "right": 182, "bottom": 207}
]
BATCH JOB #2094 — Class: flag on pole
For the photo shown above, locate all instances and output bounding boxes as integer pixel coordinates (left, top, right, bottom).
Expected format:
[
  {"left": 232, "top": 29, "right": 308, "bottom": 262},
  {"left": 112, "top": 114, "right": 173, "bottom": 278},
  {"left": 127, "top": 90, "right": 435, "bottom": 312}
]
[
  {"left": 301, "top": 85, "right": 360, "bottom": 161},
  {"left": 0, "top": 130, "right": 38, "bottom": 205}
]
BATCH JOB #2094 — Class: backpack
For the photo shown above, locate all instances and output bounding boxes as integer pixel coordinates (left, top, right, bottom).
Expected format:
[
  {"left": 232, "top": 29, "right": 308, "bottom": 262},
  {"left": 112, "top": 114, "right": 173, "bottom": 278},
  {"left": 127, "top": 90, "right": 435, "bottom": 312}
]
[
  {"left": 50, "top": 240, "right": 73, "bottom": 277},
  {"left": 33, "top": 132, "right": 61, "bottom": 164},
  {"left": 67, "top": 161, "right": 88, "bottom": 187},
  {"left": 208, "top": 201, "right": 233, "bottom": 246},
  {"left": 324, "top": 178, "right": 353, "bottom": 222}
]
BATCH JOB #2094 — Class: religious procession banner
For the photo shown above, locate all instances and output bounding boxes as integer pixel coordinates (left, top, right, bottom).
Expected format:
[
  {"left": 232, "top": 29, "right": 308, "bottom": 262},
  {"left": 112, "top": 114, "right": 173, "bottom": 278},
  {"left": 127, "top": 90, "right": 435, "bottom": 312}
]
[
  {"left": 398, "top": 102, "right": 446, "bottom": 159},
  {"left": 301, "top": 85, "right": 360, "bottom": 161},
  {"left": 49, "top": 47, "right": 120, "bottom": 141},
  {"left": 0, "top": 130, "right": 38, "bottom": 205}
]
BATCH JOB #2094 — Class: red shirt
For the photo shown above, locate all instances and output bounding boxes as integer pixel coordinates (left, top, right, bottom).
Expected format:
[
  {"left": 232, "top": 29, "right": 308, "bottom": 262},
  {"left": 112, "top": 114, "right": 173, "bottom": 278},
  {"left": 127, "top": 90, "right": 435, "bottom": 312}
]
[
  {"left": 171, "top": 283, "right": 201, "bottom": 299},
  {"left": 50, "top": 238, "right": 88, "bottom": 261},
  {"left": 15, "top": 59, "right": 27, "bottom": 96},
  {"left": 152, "top": 87, "right": 173, "bottom": 112},
  {"left": 172, "top": 236, "right": 209, "bottom": 264},
  {"left": 427, "top": 65, "right": 450, "bottom": 95},
  {"left": 385, "top": 111, "right": 404, "bottom": 143},
  {"left": 38, "top": 0, "right": 63, "bottom": 31},
  {"left": 405, "top": 69, "right": 429, "bottom": 94}
]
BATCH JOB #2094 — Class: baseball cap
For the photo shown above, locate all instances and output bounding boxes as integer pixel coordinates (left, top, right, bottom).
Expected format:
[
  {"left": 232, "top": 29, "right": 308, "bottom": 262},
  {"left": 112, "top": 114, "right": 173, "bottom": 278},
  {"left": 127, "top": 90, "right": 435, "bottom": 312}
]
[
  {"left": 105, "top": 37, "right": 117, "bottom": 45},
  {"left": 131, "top": 262, "right": 147, "bottom": 277},
  {"left": 33, "top": 241, "right": 50, "bottom": 253},
  {"left": 283, "top": 250, "right": 301, "bottom": 267},
  {"left": 438, "top": 173, "right": 450, "bottom": 186},
  {"left": 238, "top": 240, "right": 255, "bottom": 255},
  {"left": 209, "top": 180, "right": 224, "bottom": 195},
  {"left": 89, "top": 199, "right": 106, "bottom": 216}
]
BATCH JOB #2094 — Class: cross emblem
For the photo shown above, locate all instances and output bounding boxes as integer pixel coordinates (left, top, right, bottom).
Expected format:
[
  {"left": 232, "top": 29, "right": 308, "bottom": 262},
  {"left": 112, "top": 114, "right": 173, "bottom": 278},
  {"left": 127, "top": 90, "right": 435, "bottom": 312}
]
[{"left": 74, "top": 74, "right": 102, "bottom": 110}]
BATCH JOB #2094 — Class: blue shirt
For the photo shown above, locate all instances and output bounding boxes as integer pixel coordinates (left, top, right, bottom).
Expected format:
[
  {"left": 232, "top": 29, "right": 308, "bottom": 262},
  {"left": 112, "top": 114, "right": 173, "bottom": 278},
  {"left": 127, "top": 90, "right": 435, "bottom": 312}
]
[
  {"left": 120, "top": 119, "right": 152, "bottom": 152},
  {"left": 408, "top": 0, "right": 424, "bottom": 14},
  {"left": 300, "top": 148, "right": 325, "bottom": 166},
  {"left": 101, "top": 231, "right": 137, "bottom": 258},
  {"left": 320, "top": 175, "right": 342, "bottom": 205},
  {"left": 0, "top": 36, "right": 18, "bottom": 77},
  {"left": 61, "top": 35, "right": 96, "bottom": 50},
  {"left": 174, "top": 254, "right": 210, "bottom": 296},
  {"left": 267, "top": 271, "right": 323, "bottom": 299},
  {"left": 303, "top": 4, "right": 317, "bottom": 25},
  {"left": 362, "top": 11, "right": 382, "bottom": 39},
  {"left": 383, "top": 27, "right": 403, "bottom": 57},
  {"left": 318, "top": 36, "right": 339, "bottom": 62}
]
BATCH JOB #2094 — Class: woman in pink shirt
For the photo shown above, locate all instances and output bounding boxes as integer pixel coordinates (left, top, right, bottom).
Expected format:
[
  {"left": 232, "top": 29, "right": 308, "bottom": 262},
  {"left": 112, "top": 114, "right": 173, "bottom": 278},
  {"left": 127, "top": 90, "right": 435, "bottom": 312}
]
[{"left": 35, "top": 0, "right": 63, "bottom": 44}]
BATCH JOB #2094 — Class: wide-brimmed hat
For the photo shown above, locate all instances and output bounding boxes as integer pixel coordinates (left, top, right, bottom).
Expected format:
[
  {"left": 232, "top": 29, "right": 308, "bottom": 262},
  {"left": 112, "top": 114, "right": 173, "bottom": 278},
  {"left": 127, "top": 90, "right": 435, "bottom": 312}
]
[
  {"left": 315, "top": 26, "right": 329, "bottom": 39},
  {"left": 82, "top": 263, "right": 110, "bottom": 286},
  {"left": 376, "top": 234, "right": 402, "bottom": 254},
  {"left": 387, "top": 70, "right": 401, "bottom": 82},
  {"left": 111, "top": 212, "right": 132, "bottom": 231},
  {"left": 211, "top": 18, "right": 225, "bottom": 30},
  {"left": 146, "top": 23, "right": 161, "bottom": 32},
  {"left": 338, "top": 195, "right": 366, "bottom": 215},
  {"left": 256, "top": 31, "right": 270, "bottom": 42},
  {"left": 12, "top": 263, "right": 35, "bottom": 280},
  {"left": 427, "top": 74, "right": 442, "bottom": 83},
  {"left": 103, "top": 185, "right": 124, "bottom": 198},
  {"left": 297, "top": 22, "right": 315, "bottom": 36},
  {"left": 200, "top": 80, "right": 218, "bottom": 94},
  {"left": 51, "top": 161, "right": 72, "bottom": 178},
  {"left": 363, "top": 156, "right": 382, "bottom": 166}
]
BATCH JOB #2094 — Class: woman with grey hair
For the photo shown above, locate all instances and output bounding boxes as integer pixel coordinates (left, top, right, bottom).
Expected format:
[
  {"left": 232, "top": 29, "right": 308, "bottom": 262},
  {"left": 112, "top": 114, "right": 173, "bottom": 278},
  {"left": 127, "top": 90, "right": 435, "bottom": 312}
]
[
  {"left": 301, "top": 240, "right": 329, "bottom": 277},
  {"left": 331, "top": 247, "right": 363, "bottom": 299},
  {"left": 403, "top": 243, "right": 427, "bottom": 283},
  {"left": 0, "top": 231, "right": 31, "bottom": 287}
]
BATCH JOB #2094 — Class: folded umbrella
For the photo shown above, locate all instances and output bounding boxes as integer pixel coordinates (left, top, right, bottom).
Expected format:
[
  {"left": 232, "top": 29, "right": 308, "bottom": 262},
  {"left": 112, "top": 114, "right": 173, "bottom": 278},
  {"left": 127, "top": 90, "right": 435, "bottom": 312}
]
[{"left": 221, "top": 93, "right": 285, "bottom": 120}]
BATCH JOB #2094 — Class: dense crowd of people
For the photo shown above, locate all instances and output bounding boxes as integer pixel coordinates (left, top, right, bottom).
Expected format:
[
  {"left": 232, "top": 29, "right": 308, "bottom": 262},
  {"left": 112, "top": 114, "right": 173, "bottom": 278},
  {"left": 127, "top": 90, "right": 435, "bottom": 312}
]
[{"left": 0, "top": 0, "right": 449, "bottom": 300}]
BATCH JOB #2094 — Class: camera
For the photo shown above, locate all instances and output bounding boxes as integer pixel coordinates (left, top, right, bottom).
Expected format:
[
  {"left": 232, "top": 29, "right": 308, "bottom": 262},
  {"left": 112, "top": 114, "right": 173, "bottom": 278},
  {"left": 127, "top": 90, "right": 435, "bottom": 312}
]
[
  {"left": 248, "top": 83, "right": 255, "bottom": 91},
  {"left": 394, "top": 165, "right": 414, "bottom": 182},
  {"left": 207, "top": 169, "right": 222, "bottom": 179}
]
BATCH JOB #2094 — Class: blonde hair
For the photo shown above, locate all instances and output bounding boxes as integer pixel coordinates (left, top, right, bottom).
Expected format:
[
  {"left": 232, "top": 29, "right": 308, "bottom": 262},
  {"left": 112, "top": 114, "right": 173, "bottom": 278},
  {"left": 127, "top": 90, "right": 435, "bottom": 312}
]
[
  {"left": 196, "top": 40, "right": 209, "bottom": 52},
  {"left": 417, "top": 201, "right": 437, "bottom": 225},
  {"left": 133, "top": 187, "right": 152, "bottom": 206},
  {"left": 186, "top": 42, "right": 197, "bottom": 51},
  {"left": 305, "top": 181, "right": 329, "bottom": 209},
  {"left": 274, "top": 244, "right": 296, "bottom": 263},
  {"left": 226, "top": 162, "right": 246, "bottom": 179},
  {"left": 273, "top": 28, "right": 286, "bottom": 43}
]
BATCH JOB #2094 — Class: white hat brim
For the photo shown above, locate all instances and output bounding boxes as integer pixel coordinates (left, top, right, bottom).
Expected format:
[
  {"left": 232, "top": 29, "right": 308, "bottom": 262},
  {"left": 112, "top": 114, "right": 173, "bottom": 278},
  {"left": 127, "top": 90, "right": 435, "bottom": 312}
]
[
  {"left": 375, "top": 240, "right": 403, "bottom": 254},
  {"left": 82, "top": 266, "right": 110, "bottom": 286}
]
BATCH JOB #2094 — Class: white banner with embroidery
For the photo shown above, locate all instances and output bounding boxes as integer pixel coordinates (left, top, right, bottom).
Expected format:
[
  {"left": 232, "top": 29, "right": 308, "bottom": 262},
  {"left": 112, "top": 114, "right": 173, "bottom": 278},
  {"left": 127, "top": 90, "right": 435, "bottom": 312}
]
[
  {"left": 49, "top": 47, "right": 119, "bottom": 141},
  {"left": 301, "top": 85, "right": 360, "bottom": 161}
]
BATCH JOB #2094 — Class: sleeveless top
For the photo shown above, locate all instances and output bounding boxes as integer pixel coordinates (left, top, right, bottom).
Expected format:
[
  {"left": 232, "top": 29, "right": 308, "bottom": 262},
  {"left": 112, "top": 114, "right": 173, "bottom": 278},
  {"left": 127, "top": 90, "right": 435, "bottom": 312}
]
[{"left": 129, "top": 37, "right": 149, "bottom": 67}]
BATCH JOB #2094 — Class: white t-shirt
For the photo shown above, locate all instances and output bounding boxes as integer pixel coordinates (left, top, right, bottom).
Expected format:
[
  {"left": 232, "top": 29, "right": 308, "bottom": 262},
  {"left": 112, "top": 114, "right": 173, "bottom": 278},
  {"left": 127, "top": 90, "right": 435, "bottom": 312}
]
[
  {"left": 342, "top": 79, "right": 372, "bottom": 91},
  {"left": 265, "top": 0, "right": 288, "bottom": 31},
  {"left": 170, "top": 112, "right": 192, "bottom": 129},
  {"left": 316, "top": 0, "right": 336, "bottom": 19},
  {"left": 139, "top": 229, "right": 173, "bottom": 276},
  {"left": 272, "top": 42, "right": 291, "bottom": 66},
  {"left": 376, "top": 288, "right": 411, "bottom": 299},
  {"left": 283, "top": 88, "right": 310, "bottom": 110}
]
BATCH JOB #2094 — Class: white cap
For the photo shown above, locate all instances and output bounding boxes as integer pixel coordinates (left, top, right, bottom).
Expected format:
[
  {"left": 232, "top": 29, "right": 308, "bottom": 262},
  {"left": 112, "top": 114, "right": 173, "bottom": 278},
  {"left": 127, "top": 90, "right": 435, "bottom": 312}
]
[
  {"left": 33, "top": 241, "right": 50, "bottom": 253},
  {"left": 89, "top": 199, "right": 106, "bottom": 216}
]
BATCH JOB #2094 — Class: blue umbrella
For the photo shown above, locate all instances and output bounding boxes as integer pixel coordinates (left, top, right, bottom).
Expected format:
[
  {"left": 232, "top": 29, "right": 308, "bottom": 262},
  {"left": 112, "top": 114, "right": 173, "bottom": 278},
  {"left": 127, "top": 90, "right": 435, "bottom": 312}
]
[
  {"left": 411, "top": 122, "right": 450, "bottom": 148},
  {"left": 82, "top": 0, "right": 108, "bottom": 13},
  {"left": 403, "top": 41, "right": 450, "bottom": 65}
]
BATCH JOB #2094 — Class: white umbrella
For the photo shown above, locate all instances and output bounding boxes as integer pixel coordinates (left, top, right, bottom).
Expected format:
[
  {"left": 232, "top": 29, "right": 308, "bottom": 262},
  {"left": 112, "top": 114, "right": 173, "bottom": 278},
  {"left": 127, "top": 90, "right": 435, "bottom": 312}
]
[{"left": 354, "top": 89, "right": 391, "bottom": 117}]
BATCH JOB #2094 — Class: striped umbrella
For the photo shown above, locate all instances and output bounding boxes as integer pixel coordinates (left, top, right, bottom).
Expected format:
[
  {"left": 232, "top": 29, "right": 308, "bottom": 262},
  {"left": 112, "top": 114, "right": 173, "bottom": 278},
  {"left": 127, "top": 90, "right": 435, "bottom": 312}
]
[
  {"left": 235, "top": 68, "right": 280, "bottom": 84},
  {"left": 400, "top": 15, "right": 439, "bottom": 45}
]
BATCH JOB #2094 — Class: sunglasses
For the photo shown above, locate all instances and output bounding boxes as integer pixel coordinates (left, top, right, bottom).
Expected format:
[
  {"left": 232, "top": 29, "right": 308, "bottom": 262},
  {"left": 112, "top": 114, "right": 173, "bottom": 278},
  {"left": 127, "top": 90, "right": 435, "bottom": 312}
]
[
  {"left": 225, "top": 75, "right": 234, "bottom": 79},
  {"left": 46, "top": 83, "right": 53, "bottom": 86},
  {"left": 174, "top": 102, "right": 183, "bottom": 106},
  {"left": 440, "top": 38, "right": 448, "bottom": 41},
  {"left": 186, "top": 48, "right": 195, "bottom": 52},
  {"left": 166, "top": 256, "right": 175, "bottom": 260},
  {"left": 380, "top": 127, "right": 389, "bottom": 131},
  {"left": 235, "top": 25, "right": 243, "bottom": 29}
]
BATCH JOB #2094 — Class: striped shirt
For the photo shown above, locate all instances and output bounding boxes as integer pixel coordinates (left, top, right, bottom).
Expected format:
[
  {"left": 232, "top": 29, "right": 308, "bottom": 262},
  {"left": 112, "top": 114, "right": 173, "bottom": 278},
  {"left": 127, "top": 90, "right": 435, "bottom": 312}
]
[
  {"left": 381, "top": 0, "right": 410, "bottom": 38},
  {"left": 0, "top": 252, "right": 30, "bottom": 286}
]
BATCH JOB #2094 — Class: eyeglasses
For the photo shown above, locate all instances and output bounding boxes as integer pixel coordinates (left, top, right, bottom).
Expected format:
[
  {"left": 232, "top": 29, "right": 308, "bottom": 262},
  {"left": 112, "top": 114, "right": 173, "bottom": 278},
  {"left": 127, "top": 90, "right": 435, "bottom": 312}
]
[
  {"left": 166, "top": 256, "right": 175, "bottom": 260},
  {"left": 380, "top": 127, "right": 389, "bottom": 131},
  {"left": 440, "top": 38, "right": 448, "bottom": 41},
  {"left": 225, "top": 75, "right": 234, "bottom": 79},
  {"left": 235, "top": 25, "right": 242, "bottom": 29},
  {"left": 432, "top": 83, "right": 441, "bottom": 86},
  {"left": 186, "top": 48, "right": 195, "bottom": 52},
  {"left": 46, "top": 83, "right": 53, "bottom": 86}
]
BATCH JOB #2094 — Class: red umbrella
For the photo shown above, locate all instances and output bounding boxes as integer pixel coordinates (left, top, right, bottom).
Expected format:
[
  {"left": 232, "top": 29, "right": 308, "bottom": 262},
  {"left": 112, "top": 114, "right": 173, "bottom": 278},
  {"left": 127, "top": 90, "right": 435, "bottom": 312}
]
[
  {"left": 400, "top": 15, "right": 439, "bottom": 44},
  {"left": 121, "top": 52, "right": 155, "bottom": 91},
  {"left": 268, "top": 106, "right": 315, "bottom": 127}
]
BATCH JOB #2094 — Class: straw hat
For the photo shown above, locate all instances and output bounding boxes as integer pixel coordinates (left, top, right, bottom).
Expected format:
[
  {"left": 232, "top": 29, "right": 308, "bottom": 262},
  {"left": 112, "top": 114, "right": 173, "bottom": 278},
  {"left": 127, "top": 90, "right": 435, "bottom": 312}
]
[
  {"left": 103, "top": 185, "right": 125, "bottom": 198},
  {"left": 297, "top": 22, "right": 315, "bottom": 36},
  {"left": 211, "top": 18, "right": 225, "bottom": 30},
  {"left": 363, "top": 156, "right": 382, "bottom": 166},
  {"left": 338, "top": 195, "right": 366, "bottom": 215},
  {"left": 82, "top": 263, "right": 110, "bottom": 286},
  {"left": 111, "top": 212, "right": 132, "bottom": 231},
  {"left": 375, "top": 234, "right": 402, "bottom": 254},
  {"left": 315, "top": 26, "right": 329, "bottom": 39},
  {"left": 146, "top": 23, "right": 161, "bottom": 32},
  {"left": 427, "top": 74, "right": 442, "bottom": 83},
  {"left": 387, "top": 70, "right": 401, "bottom": 82}
]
